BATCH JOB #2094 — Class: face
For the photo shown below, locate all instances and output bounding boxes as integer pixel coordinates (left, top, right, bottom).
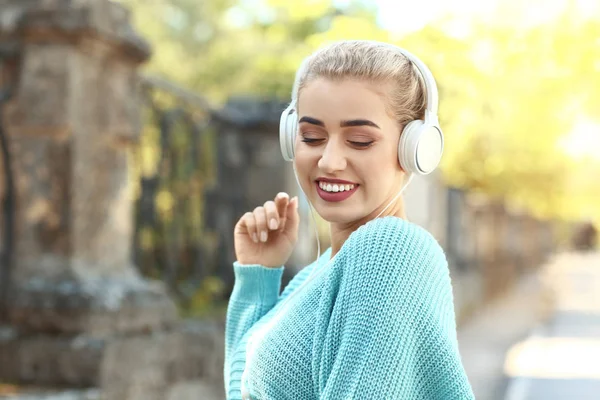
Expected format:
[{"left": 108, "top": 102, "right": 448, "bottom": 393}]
[{"left": 294, "top": 77, "right": 406, "bottom": 225}]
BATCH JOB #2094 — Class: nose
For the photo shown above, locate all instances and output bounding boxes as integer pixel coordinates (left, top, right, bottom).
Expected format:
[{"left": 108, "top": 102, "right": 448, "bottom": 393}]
[{"left": 317, "top": 138, "right": 347, "bottom": 173}]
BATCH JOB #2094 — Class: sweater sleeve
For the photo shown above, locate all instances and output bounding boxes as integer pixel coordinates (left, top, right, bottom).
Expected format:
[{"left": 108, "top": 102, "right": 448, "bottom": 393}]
[
  {"left": 317, "top": 218, "right": 475, "bottom": 399},
  {"left": 224, "top": 262, "right": 284, "bottom": 387}
]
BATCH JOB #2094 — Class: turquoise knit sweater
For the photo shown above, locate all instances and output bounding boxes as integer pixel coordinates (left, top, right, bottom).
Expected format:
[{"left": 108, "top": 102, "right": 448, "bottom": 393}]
[{"left": 224, "top": 216, "right": 475, "bottom": 399}]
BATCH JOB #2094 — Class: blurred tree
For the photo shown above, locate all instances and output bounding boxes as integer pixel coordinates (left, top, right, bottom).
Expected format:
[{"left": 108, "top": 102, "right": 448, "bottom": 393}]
[
  {"left": 118, "top": 0, "right": 600, "bottom": 223},
  {"left": 399, "top": 4, "right": 600, "bottom": 222},
  {"left": 118, "top": 0, "right": 381, "bottom": 101}
]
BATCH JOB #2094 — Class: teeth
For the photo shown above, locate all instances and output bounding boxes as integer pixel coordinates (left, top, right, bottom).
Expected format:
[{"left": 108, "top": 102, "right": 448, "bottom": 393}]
[{"left": 318, "top": 181, "right": 355, "bottom": 193}]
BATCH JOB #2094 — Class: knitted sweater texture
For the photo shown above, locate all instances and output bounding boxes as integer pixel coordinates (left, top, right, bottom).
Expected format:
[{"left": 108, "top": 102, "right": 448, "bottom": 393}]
[{"left": 224, "top": 216, "right": 475, "bottom": 399}]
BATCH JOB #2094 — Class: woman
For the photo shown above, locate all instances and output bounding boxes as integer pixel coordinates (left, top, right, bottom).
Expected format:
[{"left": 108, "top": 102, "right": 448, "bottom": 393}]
[{"left": 224, "top": 40, "right": 475, "bottom": 399}]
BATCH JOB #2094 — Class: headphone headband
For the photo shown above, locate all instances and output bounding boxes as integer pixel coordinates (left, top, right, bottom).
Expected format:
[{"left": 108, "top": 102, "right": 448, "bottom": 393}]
[
  {"left": 290, "top": 41, "right": 439, "bottom": 116},
  {"left": 382, "top": 45, "right": 439, "bottom": 116}
]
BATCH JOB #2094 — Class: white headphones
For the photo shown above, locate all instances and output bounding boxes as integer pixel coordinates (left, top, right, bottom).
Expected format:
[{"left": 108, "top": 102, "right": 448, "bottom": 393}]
[{"left": 279, "top": 41, "right": 444, "bottom": 176}]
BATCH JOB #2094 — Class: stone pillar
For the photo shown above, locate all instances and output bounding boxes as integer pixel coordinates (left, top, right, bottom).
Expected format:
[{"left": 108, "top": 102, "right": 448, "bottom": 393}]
[{"left": 0, "top": 0, "right": 178, "bottom": 388}]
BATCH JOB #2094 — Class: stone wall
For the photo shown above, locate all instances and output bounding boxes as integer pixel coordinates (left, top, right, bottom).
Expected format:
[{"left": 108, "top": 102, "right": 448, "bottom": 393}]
[
  {"left": 0, "top": 1, "right": 225, "bottom": 399},
  {"left": 406, "top": 176, "right": 557, "bottom": 320}
]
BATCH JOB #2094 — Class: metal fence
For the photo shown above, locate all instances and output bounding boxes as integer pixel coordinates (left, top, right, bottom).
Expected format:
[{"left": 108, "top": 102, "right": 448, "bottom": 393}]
[
  {"left": 131, "top": 75, "right": 232, "bottom": 307},
  {"left": 444, "top": 187, "right": 567, "bottom": 299},
  {"left": 0, "top": 45, "right": 16, "bottom": 318},
  {"left": 131, "top": 76, "right": 289, "bottom": 311}
]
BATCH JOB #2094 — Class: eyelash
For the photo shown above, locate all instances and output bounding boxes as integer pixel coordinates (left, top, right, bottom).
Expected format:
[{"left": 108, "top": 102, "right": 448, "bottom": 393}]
[{"left": 301, "top": 138, "right": 374, "bottom": 148}]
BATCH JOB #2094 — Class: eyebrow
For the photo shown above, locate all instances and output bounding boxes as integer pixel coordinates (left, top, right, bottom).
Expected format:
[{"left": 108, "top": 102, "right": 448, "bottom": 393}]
[{"left": 298, "top": 116, "right": 381, "bottom": 129}]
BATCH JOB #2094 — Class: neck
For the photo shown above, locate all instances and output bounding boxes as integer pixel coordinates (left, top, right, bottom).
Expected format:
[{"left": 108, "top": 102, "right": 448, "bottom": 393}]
[{"left": 329, "top": 199, "right": 406, "bottom": 259}]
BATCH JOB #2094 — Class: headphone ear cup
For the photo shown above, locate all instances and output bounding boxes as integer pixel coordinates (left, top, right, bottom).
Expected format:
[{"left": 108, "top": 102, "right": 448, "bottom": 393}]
[
  {"left": 279, "top": 106, "right": 298, "bottom": 161},
  {"left": 398, "top": 119, "right": 443, "bottom": 175}
]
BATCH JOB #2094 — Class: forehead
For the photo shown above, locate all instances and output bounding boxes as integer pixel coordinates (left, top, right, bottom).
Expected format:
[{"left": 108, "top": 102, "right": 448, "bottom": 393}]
[{"left": 297, "top": 77, "right": 394, "bottom": 122}]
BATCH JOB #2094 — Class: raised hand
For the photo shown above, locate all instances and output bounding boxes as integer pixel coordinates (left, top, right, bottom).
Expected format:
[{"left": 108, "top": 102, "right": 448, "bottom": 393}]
[{"left": 234, "top": 192, "right": 300, "bottom": 268}]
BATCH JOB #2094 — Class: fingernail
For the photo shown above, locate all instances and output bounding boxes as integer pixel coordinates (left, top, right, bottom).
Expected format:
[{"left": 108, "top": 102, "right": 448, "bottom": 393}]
[
  {"left": 269, "top": 218, "right": 278, "bottom": 230},
  {"left": 260, "top": 231, "right": 268, "bottom": 242},
  {"left": 252, "top": 233, "right": 258, "bottom": 243}
]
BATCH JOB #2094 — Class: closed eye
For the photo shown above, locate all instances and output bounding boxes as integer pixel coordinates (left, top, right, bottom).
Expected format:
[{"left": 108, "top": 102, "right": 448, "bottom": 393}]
[
  {"left": 301, "top": 138, "right": 324, "bottom": 144},
  {"left": 301, "top": 138, "right": 374, "bottom": 148},
  {"left": 349, "top": 141, "right": 374, "bottom": 148}
]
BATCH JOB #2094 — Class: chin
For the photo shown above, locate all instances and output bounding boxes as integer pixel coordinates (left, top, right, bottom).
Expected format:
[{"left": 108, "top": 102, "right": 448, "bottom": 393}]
[
  {"left": 304, "top": 184, "right": 365, "bottom": 224},
  {"left": 312, "top": 203, "right": 363, "bottom": 225}
]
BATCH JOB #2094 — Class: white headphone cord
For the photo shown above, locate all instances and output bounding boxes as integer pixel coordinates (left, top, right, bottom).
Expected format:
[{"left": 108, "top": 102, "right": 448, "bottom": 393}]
[
  {"left": 376, "top": 173, "right": 414, "bottom": 218},
  {"left": 291, "top": 163, "right": 321, "bottom": 265}
]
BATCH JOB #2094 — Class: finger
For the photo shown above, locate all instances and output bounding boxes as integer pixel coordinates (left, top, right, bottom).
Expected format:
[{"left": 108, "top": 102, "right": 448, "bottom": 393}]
[
  {"left": 283, "top": 196, "right": 300, "bottom": 239},
  {"left": 264, "top": 200, "right": 279, "bottom": 231},
  {"left": 254, "top": 206, "right": 268, "bottom": 243},
  {"left": 241, "top": 212, "right": 259, "bottom": 243},
  {"left": 275, "top": 192, "right": 289, "bottom": 231}
]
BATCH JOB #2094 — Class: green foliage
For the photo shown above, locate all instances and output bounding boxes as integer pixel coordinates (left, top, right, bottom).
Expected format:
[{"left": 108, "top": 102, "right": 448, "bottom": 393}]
[
  {"left": 117, "top": 0, "right": 384, "bottom": 100},
  {"left": 397, "top": 5, "right": 600, "bottom": 223},
  {"left": 183, "top": 275, "right": 228, "bottom": 318},
  {"left": 119, "top": 0, "right": 600, "bottom": 223}
]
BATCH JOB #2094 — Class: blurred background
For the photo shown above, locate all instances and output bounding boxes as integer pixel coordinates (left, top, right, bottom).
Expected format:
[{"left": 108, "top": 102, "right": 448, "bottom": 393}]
[{"left": 0, "top": 0, "right": 598, "bottom": 399}]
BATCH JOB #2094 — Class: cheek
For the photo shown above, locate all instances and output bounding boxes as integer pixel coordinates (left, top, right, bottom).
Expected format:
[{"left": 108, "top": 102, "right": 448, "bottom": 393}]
[
  {"left": 294, "top": 138, "right": 321, "bottom": 167},
  {"left": 293, "top": 151, "right": 315, "bottom": 188},
  {"left": 359, "top": 149, "right": 400, "bottom": 188}
]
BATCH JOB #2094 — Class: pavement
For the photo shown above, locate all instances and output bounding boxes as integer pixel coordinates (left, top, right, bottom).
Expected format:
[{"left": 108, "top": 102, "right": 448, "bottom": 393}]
[
  {"left": 457, "top": 269, "right": 550, "bottom": 400},
  {"left": 503, "top": 252, "right": 600, "bottom": 400}
]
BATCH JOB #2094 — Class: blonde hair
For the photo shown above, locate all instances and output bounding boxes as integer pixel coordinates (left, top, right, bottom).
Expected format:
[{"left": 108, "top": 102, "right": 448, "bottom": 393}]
[{"left": 292, "top": 40, "right": 427, "bottom": 130}]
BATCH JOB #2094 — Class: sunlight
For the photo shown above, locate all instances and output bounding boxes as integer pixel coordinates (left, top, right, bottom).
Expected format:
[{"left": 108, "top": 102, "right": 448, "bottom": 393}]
[
  {"left": 376, "top": 0, "right": 600, "bottom": 35},
  {"left": 559, "top": 118, "right": 600, "bottom": 160},
  {"left": 504, "top": 336, "right": 600, "bottom": 379}
]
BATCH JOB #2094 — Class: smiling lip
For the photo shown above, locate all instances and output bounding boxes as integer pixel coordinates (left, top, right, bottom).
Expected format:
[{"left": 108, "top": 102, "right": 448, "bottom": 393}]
[
  {"left": 316, "top": 177, "right": 357, "bottom": 185},
  {"left": 315, "top": 181, "right": 359, "bottom": 202}
]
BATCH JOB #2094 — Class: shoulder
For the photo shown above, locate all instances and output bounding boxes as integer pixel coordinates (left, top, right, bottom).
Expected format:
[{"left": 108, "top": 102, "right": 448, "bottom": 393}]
[
  {"left": 341, "top": 216, "right": 448, "bottom": 281},
  {"left": 346, "top": 216, "right": 445, "bottom": 261}
]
